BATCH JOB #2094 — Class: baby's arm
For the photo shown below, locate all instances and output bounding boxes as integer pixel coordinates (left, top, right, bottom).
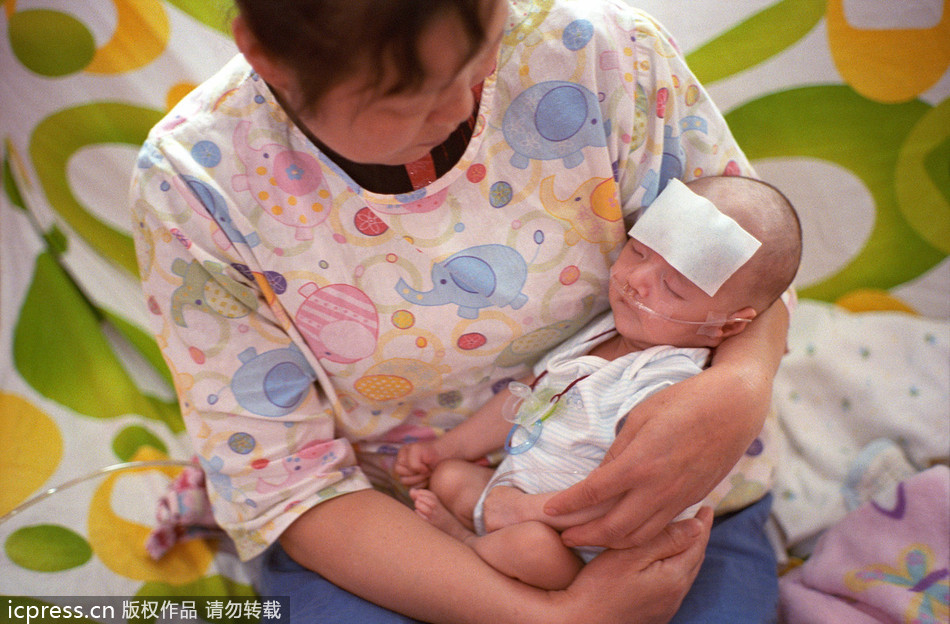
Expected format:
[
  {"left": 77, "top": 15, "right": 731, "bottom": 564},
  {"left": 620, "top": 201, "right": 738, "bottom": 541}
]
[{"left": 395, "top": 376, "right": 533, "bottom": 486}]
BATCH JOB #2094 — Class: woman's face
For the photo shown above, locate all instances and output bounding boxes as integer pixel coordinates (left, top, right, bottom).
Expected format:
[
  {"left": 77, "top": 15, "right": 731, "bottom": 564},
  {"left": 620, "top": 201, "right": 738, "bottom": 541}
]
[{"left": 297, "top": 0, "right": 507, "bottom": 166}]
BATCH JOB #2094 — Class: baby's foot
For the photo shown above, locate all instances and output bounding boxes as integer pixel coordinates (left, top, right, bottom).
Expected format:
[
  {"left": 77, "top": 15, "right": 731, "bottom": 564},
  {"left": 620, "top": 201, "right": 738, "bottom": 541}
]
[{"left": 410, "top": 489, "right": 476, "bottom": 544}]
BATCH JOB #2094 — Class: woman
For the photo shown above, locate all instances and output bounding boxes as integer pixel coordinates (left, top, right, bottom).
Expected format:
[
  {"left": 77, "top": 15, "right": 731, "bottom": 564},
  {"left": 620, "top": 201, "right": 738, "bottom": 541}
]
[{"left": 131, "top": 0, "right": 788, "bottom": 620}]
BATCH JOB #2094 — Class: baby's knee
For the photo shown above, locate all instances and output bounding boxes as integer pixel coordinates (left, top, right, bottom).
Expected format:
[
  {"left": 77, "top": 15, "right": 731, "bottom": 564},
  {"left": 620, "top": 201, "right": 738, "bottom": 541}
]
[
  {"left": 429, "top": 459, "right": 472, "bottom": 496},
  {"left": 428, "top": 459, "right": 494, "bottom": 524}
]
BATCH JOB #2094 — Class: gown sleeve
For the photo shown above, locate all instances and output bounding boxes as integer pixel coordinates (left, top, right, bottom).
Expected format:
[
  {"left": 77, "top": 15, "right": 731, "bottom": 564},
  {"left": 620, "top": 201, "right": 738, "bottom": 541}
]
[
  {"left": 130, "top": 134, "right": 372, "bottom": 561},
  {"left": 602, "top": 7, "right": 755, "bottom": 218}
]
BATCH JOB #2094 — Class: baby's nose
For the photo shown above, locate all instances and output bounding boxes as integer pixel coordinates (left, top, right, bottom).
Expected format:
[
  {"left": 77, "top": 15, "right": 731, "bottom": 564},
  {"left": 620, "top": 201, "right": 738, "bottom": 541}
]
[
  {"left": 615, "top": 271, "right": 648, "bottom": 299},
  {"left": 632, "top": 263, "right": 658, "bottom": 293}
]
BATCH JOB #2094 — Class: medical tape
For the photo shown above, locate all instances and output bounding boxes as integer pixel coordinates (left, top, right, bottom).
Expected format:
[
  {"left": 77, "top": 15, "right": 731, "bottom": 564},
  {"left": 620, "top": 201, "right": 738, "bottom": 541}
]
[
  {"left": 629, "top": 178, "right": 761, "bottom": 297},
  {"left": 697, "top": 311, "right": 729, "bottom": 338}
]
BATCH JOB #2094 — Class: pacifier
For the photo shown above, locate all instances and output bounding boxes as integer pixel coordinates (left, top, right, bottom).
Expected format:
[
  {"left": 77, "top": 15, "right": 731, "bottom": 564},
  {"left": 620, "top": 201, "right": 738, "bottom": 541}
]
[
  {"left": 502, "top": 381, "right": 560, "bottom": 455},
  {"left": 502, "top": 381, "right": 548, "bottom": 426}
]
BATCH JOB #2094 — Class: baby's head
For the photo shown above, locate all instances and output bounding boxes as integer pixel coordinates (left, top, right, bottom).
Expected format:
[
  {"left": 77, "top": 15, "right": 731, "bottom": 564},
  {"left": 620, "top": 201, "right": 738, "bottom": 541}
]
[{"left": 610, "top": 176, "right": 802, "bottom": 349}]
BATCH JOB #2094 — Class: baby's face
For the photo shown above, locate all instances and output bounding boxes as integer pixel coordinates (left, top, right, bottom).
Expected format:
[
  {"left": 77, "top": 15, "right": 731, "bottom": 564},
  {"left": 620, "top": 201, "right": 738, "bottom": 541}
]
[{"left": 608, "top": 238, "right": 745, "bottom": 348}]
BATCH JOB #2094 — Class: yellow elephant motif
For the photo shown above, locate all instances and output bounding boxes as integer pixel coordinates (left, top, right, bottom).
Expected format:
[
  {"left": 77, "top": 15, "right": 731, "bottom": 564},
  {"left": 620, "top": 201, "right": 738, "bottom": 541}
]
[{"left": 540, "top": 176, "right": 623, "bottom": 253}]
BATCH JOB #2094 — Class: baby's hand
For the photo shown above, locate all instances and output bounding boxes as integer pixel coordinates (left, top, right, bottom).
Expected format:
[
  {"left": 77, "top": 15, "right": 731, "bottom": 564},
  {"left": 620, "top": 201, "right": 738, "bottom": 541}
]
[{"left": 394, "top": 441, "right": 445, "bottom": 488}]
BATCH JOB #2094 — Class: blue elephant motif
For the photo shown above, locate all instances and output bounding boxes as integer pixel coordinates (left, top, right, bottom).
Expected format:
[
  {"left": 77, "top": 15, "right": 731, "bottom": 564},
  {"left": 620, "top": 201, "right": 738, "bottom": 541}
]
[
  {"left": 180, "top": 175, "right": 261, "bottom": 248},
  {"left": 639, "top": 116, "right": 709, "bottom": 204},
  {"left": 232, "top": 344, "right": 317, "bottom": 417},
  {"left": 396, "top": 244, "right": 529, "bottom": 319},
  {"left": 503, "top": 80, "right": 609, "bottom": 169}
]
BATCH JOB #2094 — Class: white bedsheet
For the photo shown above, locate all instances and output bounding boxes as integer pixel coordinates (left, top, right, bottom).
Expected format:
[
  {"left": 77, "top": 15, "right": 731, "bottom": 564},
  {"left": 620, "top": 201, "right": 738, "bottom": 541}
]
[{"left": 770, "top": 300, "right": 950, "bottom": 553}]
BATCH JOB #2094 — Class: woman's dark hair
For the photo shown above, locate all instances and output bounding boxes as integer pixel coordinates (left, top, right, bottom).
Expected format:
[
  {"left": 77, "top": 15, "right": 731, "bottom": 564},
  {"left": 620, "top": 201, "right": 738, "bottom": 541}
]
[{"left": 233, "top": 0, "right": 489, "bottom": 113}]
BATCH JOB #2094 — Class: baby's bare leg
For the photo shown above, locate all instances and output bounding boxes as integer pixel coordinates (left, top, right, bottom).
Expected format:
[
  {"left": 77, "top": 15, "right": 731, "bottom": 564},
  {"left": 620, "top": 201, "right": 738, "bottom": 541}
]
[
  {"left": 413, "top": 462, "right": 585, "bottom": 590},
  {"left": 410, "top": 488, "right": 479, "bottom": 543},
  {"left": 426, "top": 459, "right": 495, "bottom": 531},
  {"left": 483, "top": 486, "right": 618, "bottom": 533},
  {"left": 412, "top": 489, "right": 584, "bottom": 590},
  {"left": 471, "top": 521, "right": 584, "bottom": 590}
]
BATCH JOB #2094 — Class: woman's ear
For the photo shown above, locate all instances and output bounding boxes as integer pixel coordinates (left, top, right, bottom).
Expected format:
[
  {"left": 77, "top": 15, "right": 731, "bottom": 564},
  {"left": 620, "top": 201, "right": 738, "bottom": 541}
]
[{"left": 232, "top": 14, "right": 294, "bottom": 92}]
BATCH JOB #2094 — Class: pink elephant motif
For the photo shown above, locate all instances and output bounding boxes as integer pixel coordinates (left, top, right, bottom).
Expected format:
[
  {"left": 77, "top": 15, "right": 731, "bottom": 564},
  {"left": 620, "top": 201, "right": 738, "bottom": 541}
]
[
  {"left": 232, "top": 120, "right": 330, "bottom": 240},
  {"left": 296, "top": 283, "right": 379, "bottom": 364},
  {"left": 256, "top": 439, "right": 343, "bottom": 494}
]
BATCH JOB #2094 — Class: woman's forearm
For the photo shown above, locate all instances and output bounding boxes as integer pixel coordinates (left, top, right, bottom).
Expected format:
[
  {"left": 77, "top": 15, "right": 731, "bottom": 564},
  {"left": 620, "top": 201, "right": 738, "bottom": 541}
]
[
  {"left": 711, "top": 298, "right": 789, "bottom": 396},
  {"left": 676, "top": 299, "right": 791, "bottom": 450},
  {"left": 661, "top": 299, "right": 791, "bottom": 471}
]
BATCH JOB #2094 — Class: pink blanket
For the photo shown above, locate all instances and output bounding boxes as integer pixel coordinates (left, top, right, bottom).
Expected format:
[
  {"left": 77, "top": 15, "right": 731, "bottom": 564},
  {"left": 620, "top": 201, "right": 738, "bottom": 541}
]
[{"left": 779, "top": 466, "right": 949, "bottom": 623}]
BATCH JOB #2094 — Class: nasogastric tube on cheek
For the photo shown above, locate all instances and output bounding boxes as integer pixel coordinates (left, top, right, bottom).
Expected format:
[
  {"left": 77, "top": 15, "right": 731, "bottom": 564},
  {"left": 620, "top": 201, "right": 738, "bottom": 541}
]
[{"left": 609, "top": 274, "right": 751, "bottom": 334}]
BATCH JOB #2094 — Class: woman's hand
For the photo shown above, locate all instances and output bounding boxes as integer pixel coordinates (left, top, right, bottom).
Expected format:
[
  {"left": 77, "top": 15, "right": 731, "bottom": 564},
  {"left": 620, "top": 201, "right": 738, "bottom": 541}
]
[
  {"left": 544, "top": 301, "right": 789, "bottom": 550},
  {"left": 549, "top": 376, "right": 751, "bottom": 549},
  {"left": 553, "top": 507, "right": 714, "bottom": 624}
]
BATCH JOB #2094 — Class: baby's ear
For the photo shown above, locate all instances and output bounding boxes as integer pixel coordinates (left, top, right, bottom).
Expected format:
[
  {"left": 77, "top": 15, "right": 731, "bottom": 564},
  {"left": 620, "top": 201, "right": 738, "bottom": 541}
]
[{"left": 719, "top": 307, "right": 757, "bottom": 340}]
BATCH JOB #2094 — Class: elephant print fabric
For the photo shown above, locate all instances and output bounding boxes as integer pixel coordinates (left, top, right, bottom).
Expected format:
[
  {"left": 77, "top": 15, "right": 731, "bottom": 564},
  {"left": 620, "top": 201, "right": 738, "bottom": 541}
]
[
  {"left": 395, "top": 244, "right": 529, "bottom": 319},
  {"left": 232, "top": 120, "right": 331, "bottom": 240},
  {"left": 503, "top": 80, "right": 608, "bottom": 169},
  {"left": 130, "top": 0, "right": 753, "bottom": 559}
]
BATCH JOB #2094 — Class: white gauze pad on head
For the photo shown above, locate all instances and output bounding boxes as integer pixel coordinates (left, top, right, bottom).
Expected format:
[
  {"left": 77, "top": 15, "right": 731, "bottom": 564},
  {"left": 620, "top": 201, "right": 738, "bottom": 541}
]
[{"left": 629, "top": 178, "right": 761, "bottom": 297}]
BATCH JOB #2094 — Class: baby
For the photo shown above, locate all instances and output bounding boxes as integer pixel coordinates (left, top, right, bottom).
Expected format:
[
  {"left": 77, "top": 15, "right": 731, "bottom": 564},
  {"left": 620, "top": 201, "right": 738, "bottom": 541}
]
[{"left": 396, "top": 175, "right": 802, "bottom": 590}]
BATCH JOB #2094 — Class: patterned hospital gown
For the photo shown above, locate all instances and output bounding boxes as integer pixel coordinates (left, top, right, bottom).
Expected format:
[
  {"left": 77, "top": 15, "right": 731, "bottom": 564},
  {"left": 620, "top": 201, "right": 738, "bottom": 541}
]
[{"left": 130, "top": 0, "right": 760, "bottom": 560}]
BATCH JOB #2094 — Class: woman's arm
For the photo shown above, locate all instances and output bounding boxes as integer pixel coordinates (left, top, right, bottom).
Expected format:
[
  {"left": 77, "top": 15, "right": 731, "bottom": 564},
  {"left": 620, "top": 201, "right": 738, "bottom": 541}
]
[
  {"left": 279, "top": 488, "right": 714, "bottom": 624},
  {"left": 544, "top": 299, "right": 789, "bottom": 549}
]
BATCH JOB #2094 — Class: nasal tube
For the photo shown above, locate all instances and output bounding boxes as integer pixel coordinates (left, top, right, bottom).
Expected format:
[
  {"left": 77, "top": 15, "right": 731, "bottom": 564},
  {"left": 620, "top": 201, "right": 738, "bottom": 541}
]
[{"left": 610, "top": 275, "right": 751, "bottom": 336}]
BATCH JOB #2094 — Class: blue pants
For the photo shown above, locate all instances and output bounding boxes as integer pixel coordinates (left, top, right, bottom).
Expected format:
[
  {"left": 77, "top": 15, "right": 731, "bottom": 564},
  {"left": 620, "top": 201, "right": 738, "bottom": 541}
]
[
  {"left": 260, "top": 494, "right": 778, "bottom": 623},
  {"left": 670, "top": 494, "right": 778, "bottom": 623}
]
